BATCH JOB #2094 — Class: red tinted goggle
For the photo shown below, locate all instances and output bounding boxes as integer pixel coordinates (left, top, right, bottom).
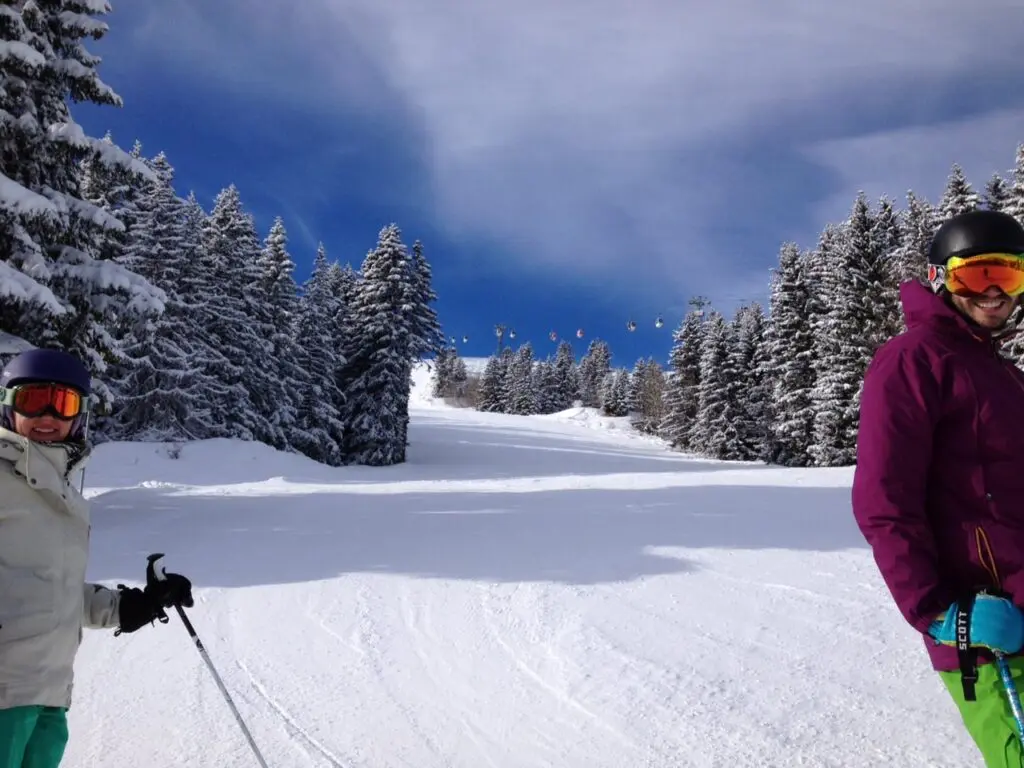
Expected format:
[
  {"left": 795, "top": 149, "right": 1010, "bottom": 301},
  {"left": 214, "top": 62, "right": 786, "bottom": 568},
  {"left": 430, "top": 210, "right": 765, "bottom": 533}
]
[
  {"left": 928, "top": 253, "right": 1024, "bottom": 297},
  {"left": 1, "top": 383, "right": 88, "bottom": 420}
]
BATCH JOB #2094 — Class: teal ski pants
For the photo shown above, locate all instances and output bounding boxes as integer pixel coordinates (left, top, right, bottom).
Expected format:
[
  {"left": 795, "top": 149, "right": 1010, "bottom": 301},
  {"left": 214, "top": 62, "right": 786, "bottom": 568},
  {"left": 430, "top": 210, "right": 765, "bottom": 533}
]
[{"left": 0, "top": 706, "right": 68, "bottom": 768}]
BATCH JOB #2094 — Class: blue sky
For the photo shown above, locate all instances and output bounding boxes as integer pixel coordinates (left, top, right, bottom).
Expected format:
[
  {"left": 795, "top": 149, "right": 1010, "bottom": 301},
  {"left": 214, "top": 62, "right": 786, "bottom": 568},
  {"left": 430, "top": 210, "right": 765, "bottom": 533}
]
[{"left": 75, "top": 0, "right": 1024, "bottom": 366}]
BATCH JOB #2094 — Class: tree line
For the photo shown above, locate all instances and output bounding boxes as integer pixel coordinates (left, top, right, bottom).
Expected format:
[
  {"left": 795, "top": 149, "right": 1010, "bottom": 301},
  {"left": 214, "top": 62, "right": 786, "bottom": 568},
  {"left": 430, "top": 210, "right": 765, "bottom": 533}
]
[
  {"left": 436, "top": 158, "right": 1024, "bottom": 467},
  {"left": 0, "top": 0, "right": 442, "bottom": 466}
]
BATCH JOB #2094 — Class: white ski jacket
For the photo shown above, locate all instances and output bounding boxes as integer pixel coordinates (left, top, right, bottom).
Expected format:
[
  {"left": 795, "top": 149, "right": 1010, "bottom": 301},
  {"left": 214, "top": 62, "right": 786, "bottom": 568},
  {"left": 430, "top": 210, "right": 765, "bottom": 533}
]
[{"left": 0, "top": 427, "right": 120, "bottom": 709}]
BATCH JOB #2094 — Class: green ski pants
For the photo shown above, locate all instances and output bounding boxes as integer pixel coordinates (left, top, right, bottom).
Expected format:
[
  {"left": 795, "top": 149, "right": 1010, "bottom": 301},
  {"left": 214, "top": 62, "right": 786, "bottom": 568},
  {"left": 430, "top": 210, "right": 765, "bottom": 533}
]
[
  {"left": 940, "top": 656, "right": 1024, "bottom": 767},
  {"left": 0, "top": 706, "right": 68, "bottom": 768}
]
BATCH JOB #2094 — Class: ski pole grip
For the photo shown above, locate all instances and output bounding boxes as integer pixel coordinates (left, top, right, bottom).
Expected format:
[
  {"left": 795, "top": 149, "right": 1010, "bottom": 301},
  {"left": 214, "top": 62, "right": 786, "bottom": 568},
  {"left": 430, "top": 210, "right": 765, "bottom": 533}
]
[{"left": 147, "top": 552, "right": 167, "bottom": 585}]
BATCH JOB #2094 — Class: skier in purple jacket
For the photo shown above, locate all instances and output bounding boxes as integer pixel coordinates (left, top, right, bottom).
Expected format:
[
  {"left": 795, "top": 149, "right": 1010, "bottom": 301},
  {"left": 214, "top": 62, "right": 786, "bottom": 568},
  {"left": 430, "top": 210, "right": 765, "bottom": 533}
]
[{"left": 853, "top": 209, "right": 1024, "bottom": 766}]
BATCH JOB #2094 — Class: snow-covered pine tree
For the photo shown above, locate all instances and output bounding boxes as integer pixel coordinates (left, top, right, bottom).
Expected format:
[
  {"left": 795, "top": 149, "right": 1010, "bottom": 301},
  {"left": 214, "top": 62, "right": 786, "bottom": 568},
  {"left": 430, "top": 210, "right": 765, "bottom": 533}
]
[
  {"left": 494, "top": 346, "right": 516, "bottom": 412},
  {"left": 508, "top": 343, "right": 537, "bottom": 415},
  {"left": 79, "top": 134, "right": 144, "bottom": 266},
  {"left": 765, "top": 243, "right": 815, "bottom": 466},
  {"left": 809, "top": 194, "right": 888, "bottom": 466},
  {"left": 0, "top": 0, "right": 163, "bottom": 408},
  {"left": 257, "top": 217, "right": 308, "bottom": 452},
  {"left": 891, "top": 190, "right": 935, "bottom": 285},
  {"left": 196, "top": 185, "right": 267, "bottom": 442},
  {"left": 551, "top": 340, "right": 579, "bottom": 410},
  {"left": 633, "top": 358, "right": 665, "bottom": 435},
  {"left": 343, "top": 223, "right": 415, "bottom": 465},
  {"left": 291, "top": 242, "right": 345, "bottom": 465},
  {"left": 107, "top": 154, "right": 231, "bottom": 442},
  {"left": 329, "top": 259, "right": 361, "bottom": 410},
  {"left": 937, "top": 163, "right": 980, "bottom": 223},
  {"left": 448, "top": 355, "right": 468, "bottom": 402},
  {"left": 578, "top": 339, "right": 611, "bottom": 408},
  {"left": 805, "top": 223, "right": 840, "bottom": 363},
  {"left": 477, "top": 355, "right": 504, "bottom": 412},
  {"left": 728, "top": 302, "right": 769, "bottom": 461},
  {"left": 600, "top": 369, "right": 630, "bottom": 417},
  {"left": 627, "top": 358, "right": 646, "bottom": 416},
  {"left": 986, "top": 173, "right": 1011, "bottom": 213},
  {"left": 407, "top": 240, "right": 443, "bottom": 360},
  {"left": 691, "top": 311, "right": 733, "bottom": 458},
  {"left": 532, "top": 358, "right": 558, "bottom": 414},
  {"left": 870, "top": 196, "right": 904, "bottom": 339},
  {"left": 1006, "top": 145, "right": 1024, "bottom": 227},
  {"left": 660, "top": 297, "right": 706, "bottom": 450},
  {"left": 431, "top": 345, "right": 454, "bottom": 398}
]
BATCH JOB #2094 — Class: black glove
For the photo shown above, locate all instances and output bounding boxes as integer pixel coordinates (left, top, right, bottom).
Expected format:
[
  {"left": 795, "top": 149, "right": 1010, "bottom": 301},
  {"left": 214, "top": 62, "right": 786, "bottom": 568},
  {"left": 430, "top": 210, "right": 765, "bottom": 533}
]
[{"left": 115, "top": 572, "right": 193, "bottom": 635}]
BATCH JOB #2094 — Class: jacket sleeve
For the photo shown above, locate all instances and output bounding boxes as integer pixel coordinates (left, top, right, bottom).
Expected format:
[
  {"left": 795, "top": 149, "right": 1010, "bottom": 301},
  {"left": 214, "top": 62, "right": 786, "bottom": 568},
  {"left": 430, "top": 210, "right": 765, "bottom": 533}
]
[
  {"left": 852, "top": 340, "right": 952, "bottom": 634},
  {"left": 83, "top": 583, "right": 120, "bottom": 629}
]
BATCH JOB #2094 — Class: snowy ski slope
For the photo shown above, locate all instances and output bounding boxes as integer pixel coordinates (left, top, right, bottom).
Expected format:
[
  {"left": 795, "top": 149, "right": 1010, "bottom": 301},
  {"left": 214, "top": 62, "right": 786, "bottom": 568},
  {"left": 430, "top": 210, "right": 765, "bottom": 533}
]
[{"left": 65, "top": 361, "right": 978, "bottom": 766}]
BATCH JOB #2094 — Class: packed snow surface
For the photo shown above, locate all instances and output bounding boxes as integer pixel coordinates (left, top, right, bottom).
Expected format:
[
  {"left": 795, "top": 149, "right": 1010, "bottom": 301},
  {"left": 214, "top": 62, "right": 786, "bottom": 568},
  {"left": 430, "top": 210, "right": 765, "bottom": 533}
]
[{"left": 67, "top": 362, "right": 978, "bottom": 766}]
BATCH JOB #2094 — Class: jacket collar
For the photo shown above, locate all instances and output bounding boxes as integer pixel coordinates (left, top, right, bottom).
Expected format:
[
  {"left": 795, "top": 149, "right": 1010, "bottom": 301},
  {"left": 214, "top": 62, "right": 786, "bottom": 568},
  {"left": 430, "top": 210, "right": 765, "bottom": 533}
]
[
  {"left": 0, "top": 426, "right": 91, "bottom": 487},
  {"left": 900, "top": 280, "right": 1020, "bottom": 348}
]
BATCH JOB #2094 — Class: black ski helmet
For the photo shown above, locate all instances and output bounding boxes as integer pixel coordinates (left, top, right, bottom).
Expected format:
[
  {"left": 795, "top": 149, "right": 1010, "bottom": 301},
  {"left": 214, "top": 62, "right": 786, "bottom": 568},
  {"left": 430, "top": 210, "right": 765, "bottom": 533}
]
[
  {"left": 928, "top": 209, "right": 1024, "bottom": 265},
  {"left": 0, "top": 347, "right": 92, "bottom": 438}
]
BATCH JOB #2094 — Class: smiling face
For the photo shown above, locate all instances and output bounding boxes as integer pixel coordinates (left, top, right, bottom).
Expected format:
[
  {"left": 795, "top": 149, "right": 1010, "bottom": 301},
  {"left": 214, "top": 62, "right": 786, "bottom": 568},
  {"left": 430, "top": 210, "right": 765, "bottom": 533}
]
[
  {"left": 949, "top": 285, "right": 1020, "bottom": 330},
  {"left": 12, "top": 412, "right": 73, "bottom": 443}
]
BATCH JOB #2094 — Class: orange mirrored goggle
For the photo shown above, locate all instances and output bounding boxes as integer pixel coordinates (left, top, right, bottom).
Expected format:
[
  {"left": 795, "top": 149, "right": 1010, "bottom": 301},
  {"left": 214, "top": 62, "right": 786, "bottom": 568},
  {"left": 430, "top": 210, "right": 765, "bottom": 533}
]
[
  {"left": 929, "top": 253, "right": 1024, "bottom": 297},
  {"left": 1, "top": 383, "right": 88, "bottom": 420}
]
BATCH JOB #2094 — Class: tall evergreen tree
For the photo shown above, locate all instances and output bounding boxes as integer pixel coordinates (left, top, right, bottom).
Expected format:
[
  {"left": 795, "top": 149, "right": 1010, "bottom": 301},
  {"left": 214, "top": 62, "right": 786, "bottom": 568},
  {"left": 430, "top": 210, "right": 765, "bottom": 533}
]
[
  {"left": 630, "top": 358, "right": 665, "bottom": 435},
  {"left": 292, "top": 242, "right": 345, "bottom": 465},
  {"left": 343, "top": 224, "right": 415, "bottom": 465},
  {"left": 508, "top": 343, "right": 537, "bottom": 415},
  {"left": 578, "top": 339, "right": 612, "bottom": 408},
  {"left": 871, "top": 196, "right": 904, "bottom": 339},
  {"left": 892, "top": 191, "right": 935, "bottom": 285},
  {"left": 0, "top": 0, "right": 162, "bottom": 408},
  {"left": 532, "top": 359, "right": 558, "bottom": 413},
  {"left": 1006, "top": 144, "right": 1024, "bottom": 227},
  {"left": 937, "top": 163, "right": 980, "bottom": 222},
  {"left": 407, "top": 240, "right": 443, "bottom": 359},
  {"left": 660, "top": 297, "right": 707, "bottom": 450},
  {"left": 431, "top": 345, "right": 455, "bottom": 399},
  {"left": 477, "top": 355, "right": 504, "bottom": 412},
  {"left": 196, "top": 185, "right": 265, "bottom": 442},
  {"left": 108, "top": 155, "right": 229, "bottom": 441},
  {"left": 600, "top": 369, "right": 630, "bottom": 417},
  {"left": 985, "top": 173, "right": 1011, "bottom": 213},
  {"left": 551, "top": 340, "right": 579, "bottom": 410},
  {"left": 691, "top": 312, "right": 732, "bottom": 458},
  {"left": 728, "top": 303, "right": 769, "bottom": 461},
  {"left": 765, "top": 243, "right": 815, "bottom": 466},
  {"left": 257, "top": 217, "right": 307, "bottom": 451},
  {"left": 448, "top": 355, "right": 468, "bottom": 402}
]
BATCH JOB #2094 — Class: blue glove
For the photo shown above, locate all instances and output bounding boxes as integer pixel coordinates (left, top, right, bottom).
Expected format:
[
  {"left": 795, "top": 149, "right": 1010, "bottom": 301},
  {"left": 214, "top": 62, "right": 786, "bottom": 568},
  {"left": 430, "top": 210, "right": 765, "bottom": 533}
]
[{"left": 928, "top": 594, "right": 1024, "bottom": 654}]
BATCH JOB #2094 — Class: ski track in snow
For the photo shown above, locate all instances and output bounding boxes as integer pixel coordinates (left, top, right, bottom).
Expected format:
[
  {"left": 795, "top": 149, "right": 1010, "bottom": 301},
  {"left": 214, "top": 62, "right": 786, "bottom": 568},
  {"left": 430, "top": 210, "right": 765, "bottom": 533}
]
[{"left": 63, "top": 363, "right": 980, "bottom": 766}]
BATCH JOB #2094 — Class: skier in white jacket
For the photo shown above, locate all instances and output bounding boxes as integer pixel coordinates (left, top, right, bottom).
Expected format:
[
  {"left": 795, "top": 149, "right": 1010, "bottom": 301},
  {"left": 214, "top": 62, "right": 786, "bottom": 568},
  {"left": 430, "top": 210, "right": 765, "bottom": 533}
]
[{"left": 0, "top": 348, "right": 193, "bottom": 768}]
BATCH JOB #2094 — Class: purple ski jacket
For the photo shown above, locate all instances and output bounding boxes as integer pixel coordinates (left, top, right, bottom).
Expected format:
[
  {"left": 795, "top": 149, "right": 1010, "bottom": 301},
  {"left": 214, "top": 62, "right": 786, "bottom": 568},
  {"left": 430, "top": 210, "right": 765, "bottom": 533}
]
[{"left": 853, "top": 280, "right": 1024, "bottom": 671}]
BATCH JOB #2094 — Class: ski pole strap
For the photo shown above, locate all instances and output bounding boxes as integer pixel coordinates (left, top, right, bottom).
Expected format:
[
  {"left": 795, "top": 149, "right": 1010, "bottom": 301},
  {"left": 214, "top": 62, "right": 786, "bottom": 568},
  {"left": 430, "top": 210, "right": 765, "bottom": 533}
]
[{"left": 957, "top": 593, "right": 979, "bottom": 701}]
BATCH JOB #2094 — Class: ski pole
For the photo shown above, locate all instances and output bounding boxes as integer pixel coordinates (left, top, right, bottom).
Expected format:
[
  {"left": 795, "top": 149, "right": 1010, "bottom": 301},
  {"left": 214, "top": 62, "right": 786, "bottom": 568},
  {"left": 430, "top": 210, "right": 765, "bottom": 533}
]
[
  {"left": 147, "top": 554, "right": 271, "bottom": 768},
  {"left": 995, "top": 652, "right": 1024, "bottom": 740}
]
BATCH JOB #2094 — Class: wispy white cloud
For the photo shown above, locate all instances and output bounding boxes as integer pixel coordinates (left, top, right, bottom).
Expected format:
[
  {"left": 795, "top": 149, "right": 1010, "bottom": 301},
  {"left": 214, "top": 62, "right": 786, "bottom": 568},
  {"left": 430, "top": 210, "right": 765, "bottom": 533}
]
[
  {"left": 123, "top": 0, "right": 1024, "bottom": 307},
  {"left": 802, "top": 109, "right": 1024, "bottom": 225}
]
